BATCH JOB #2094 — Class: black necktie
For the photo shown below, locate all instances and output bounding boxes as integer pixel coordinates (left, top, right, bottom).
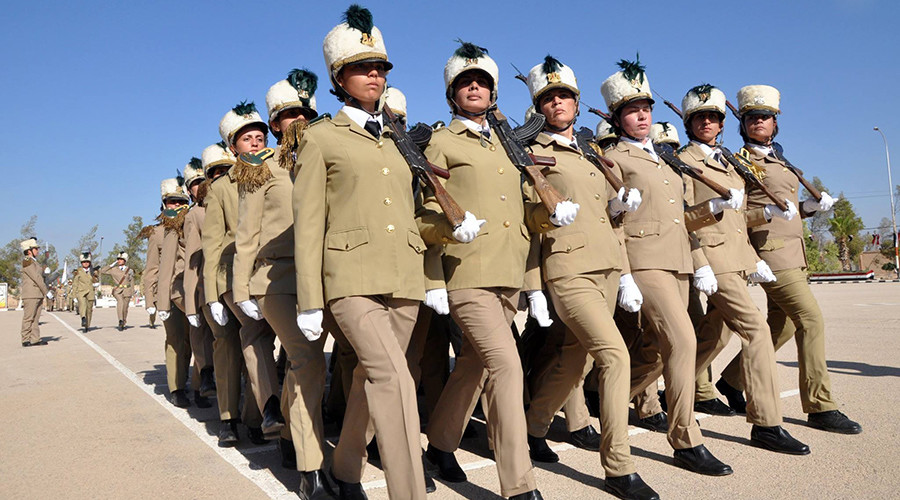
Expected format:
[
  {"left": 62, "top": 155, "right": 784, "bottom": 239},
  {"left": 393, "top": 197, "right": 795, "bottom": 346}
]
[
  {"left": 364, "top": 119, "right": 381, "bottom": 138},
  {"left": 480, "top": 129, "right": 491, "bottom": 141}
]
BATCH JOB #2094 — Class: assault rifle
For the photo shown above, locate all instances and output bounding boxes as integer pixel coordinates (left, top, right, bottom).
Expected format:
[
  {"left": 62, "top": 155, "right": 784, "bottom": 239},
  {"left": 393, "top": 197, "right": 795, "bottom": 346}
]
[
  {"left": 725, "top": 100, "right": 823, "bottom": 201},
  {"left": 653, "top": 143, "right": 731, "bottom": 198},
  {"left": 573, "top": 127, "right": 626, "bottom": 194},
  {"left": 485, "top": 107, "right": 566, "bottom": 216},
  {"left": 383, "top": 104, "right": 466, "bottom": 228}
]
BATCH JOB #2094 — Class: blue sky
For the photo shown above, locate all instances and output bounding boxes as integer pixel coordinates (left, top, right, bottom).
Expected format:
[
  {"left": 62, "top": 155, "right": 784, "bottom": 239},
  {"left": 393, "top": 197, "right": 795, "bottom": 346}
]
[{"left": 2, "top": 0, "right": 898, "bottom": 257}]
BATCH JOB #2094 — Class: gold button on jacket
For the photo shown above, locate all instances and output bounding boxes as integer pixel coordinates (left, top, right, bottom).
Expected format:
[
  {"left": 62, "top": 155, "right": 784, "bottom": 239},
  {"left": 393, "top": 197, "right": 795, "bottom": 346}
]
[{"left": 202, "top": 168, "right": 240, "bottom": 304}]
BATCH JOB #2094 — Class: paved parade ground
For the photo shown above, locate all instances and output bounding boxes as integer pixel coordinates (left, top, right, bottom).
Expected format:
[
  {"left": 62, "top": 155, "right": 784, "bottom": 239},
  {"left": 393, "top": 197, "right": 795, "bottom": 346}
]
[{"left": 2, "top": 282, "right": 898, "bottom": 499}]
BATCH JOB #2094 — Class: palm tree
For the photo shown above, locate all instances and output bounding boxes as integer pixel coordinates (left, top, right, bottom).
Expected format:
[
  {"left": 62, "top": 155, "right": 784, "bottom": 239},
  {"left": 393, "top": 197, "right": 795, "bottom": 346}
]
[{"left": 830, "top": 214, "right": 863, "bottom": 271}]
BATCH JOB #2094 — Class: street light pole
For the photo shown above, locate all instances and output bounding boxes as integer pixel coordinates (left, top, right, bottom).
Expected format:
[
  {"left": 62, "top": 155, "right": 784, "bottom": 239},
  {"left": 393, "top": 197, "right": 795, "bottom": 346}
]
[{"left": 874, "top": 127, "right": 899, "bottom": 279}]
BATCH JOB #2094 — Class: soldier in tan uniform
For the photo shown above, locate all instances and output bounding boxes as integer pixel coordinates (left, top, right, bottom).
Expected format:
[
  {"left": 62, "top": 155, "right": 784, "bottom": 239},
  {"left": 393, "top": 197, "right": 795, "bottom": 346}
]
[
  {"left": 203, "top": 102, "right": 279, "bottom": 445},
  {"left": 601, "top": 73, "right": 737, "bottom": 481},
  {"left": 143, "top": 219, "right": 165, "bottom": 330},
  {"left": 516, "top": 57, "right": 666, "bottom": 498},
  {"left": 101, "top": 251, "right": 134, "bottom": 330},
  {"left": 419, "top": 42, "right": 570, "bottom": 500},
  {"left": 65, "top": 279, "right": 75, "bottom": 312},
  {"left": 72, "top": 252, "right": 99, "bottom": 332},
  {"left": 675, "top": 83, "right": 809, "bottom": 455},
  {"left": 155, "top": 176, "right": 195, "bottom": 408},
  {"left": 19, "top": 238, "right": 51, "bottom": 346},
  {"left": 713, "top": 85, "right": 861, "bottom": 434},
  {"left": 292, "top": 7, "right": 429, "bottom": 498},
  {"left": 196, "top": 141, "right": 264, "bottom": 446},
  {"left": 232, "top": 69, "right": 336, "bottom": 498}
]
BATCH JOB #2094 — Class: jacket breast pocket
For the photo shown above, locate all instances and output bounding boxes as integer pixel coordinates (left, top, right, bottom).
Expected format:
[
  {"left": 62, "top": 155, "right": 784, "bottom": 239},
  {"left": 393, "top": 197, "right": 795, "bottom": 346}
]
[
  {"left": 751, "top": 233, "right": 785, "bottom": 252},
  {"left": 326, "top": 227, "right": 369, "bottom": 252},
  {"left": 407, "top": 230, "right": 426, "bottom": 254},
  {"left": 548, "top": 233, "right": 586, "bottom": 254},
  {"left": 624, "top": 221, "right": 660, "bottom": 239},
  {"left": 699, "top": 232, "right": 726, "bottom": 248}
]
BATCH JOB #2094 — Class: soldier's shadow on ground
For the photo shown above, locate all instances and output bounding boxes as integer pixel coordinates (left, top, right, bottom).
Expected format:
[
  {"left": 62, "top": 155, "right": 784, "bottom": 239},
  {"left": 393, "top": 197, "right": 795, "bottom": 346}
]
[
  {"left": 39, "top": 336, "right": 63, "bottom": 343},
  {"left": 778, "top": 359, "right": 900, "bottom": 378},
  {"left": 699, "top": 427, "right": 755, "bottom": 448},
  {"left": 136, "top": 363, "right": 312, "bottom": 493}
]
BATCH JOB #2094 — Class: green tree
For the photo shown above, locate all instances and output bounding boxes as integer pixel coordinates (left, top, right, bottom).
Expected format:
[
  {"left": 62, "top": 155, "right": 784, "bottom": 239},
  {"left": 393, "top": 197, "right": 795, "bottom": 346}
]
[
  {"left": 802, "top": 177, "right": 832, "bottom": 246},
  {"left": 804, "top": 221, "right": 840, "bottom": 273},
  {"left": 70, "top": 225, "right": 100, "bottom": 266},
  {"left": 828, "top": 195, "right": 865, "bottom": 271},
  {"left": 101, "top": 216, "right": 147, "bottom": 285},
  {"left": 877, "top": 217, "right": 896, "bottom": 260},
  {"left": 0, "top": 216, "right": 38, "bottom": 288}
]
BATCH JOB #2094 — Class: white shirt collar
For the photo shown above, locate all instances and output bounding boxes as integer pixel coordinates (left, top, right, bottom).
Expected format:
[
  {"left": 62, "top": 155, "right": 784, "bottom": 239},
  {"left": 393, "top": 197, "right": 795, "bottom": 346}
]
[
  {"left": 453, "top": 114, "right": 491, "bottom": 136},
  {"left": 549, "top": 132, "right": 578, "bottom": 150},
  {"left": 341, "top": 105, "right": 383, "bottom": 130},
  {"left": 748, "top": 143, "right": 774, "bottom": 156},
  {"left": 621, "top": 136, "right": 659, "bottom": 162}
]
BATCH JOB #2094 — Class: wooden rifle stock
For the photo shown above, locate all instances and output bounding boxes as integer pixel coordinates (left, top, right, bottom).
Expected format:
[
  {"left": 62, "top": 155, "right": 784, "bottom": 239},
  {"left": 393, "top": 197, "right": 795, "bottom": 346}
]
[
  {"left": 663, "top": 100, "right": 684, "bottom": 119},
  {"left": 486, "top": 108, "right": 565, "bottom": 216},
  {"left": 719, "top": 145, "right": 789, "bottom": 211},
  {"left": 383, "top": 105, "right": 466, "bottom": 228},
  {"left": 573, "top": 131, "right": 626, "bottom": 194}
]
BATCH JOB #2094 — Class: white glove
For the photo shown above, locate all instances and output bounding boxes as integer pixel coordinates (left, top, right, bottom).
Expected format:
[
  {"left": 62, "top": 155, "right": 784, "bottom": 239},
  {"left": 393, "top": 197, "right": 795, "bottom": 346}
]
[
  {"left": 617, "top": 274, "right": 643, "bottom": 313},
  {"left": 452, "top": 211, "right": 486, "bottom": 243},
  {"left": 550, "top": 200, "right": 580, "bottom": 227},
  {"left": 187, "top": 314, "right": 200, "bottom": 328},
  {"left": 765, "top": 199, "right": 798, "bottom": 221},
  {"left": 609, "top": 187, "right": 643, "bottom": 215},
  {"left": 424, "top": 288, "right": 450, "bottom": 315},
  {"left": 147, "top": 307, "right": 157, "bottom": 315},
  {"left": 208, "top": 301, "right": 228, "bottom": 326},
  {"left": 296, "top": 309, "right": 324, "bottom": 341},
  {"left": 692, "top": 265, "right": 718, "bottom": 295},
  {"left": 709, "top": 188, "right": 745, "bottom": 214},
  {"left": 802, "top": 191, "right": 835, "bottom": 213},
  {"left": 92, "top": 282, "right": 100, "bottom": 288},
  {"left": 749, "top": 260, "right": 777, "bottom": 283},
  {"left": 46, "top": 291, "right": 54, "bottom": 300},
  {"left": 526, "top": 290, "right": 553, "bottom": 327},
  {"left": 238, "top": 299, "right": 263, "bottom": 321},
  {"left": 158, "top": 310, "right": 170, "bottom": 322}
]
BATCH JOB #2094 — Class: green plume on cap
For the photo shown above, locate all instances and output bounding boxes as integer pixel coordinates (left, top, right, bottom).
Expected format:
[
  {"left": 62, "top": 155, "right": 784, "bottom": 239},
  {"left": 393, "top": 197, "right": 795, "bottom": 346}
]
[
  {"left": 232, "top": 100, "right": 258, "bottom": 116},
  {"left": 175, "top": 169, "right": 185, "bottom": 186},
  {"left": 542, "top": 55, "right": 563, "bottom": 75},
  {"left": 287, "top": 68, "right": 318, "bottom": 96},
  {"left": 189, "top": 157, "right": 202, "bottom": 170},
  {"left": 216, "top": 140, "right": 228, "bottom": 150},
  {"left": 659, "top": 121, "right": 673, "bottom": 133},
  {"left": 689, "top": 83, "right": 715, "bottom": 102},
  {"left": 454, "top": 39, "right": 489, "bottom": 59},
  {"left": 616, "top": 53, "right": 646, "bottom": 84},
  {"left": 343, "top": 4, "right": 373, "bottom": 34}
]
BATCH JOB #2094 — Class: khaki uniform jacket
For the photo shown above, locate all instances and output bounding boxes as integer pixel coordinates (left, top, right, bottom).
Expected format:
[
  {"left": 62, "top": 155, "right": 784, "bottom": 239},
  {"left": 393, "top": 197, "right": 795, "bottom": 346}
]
[
  {"left": 677, "top": 142, "right": 765, "bottom": 274},
  {"left": 605, "top": 141, "right": 711, "bottom": 273},
  {"left": 144, "top": 225, "right": 164, "bottom": 308},
  {"left": 183, "top": 205, "right": 205, "bottom": 315},
  {"left": 101, "top": 264, "right": 134, "bottom": 297},
  {"left": 71, "top": 267, "right": 97, "bottom": 300},
  {"left": 202, "top": 170, "right": 240, "bottom": 305},
  {"left": 234, "top": 147, "right": 296, "bottom": 302},
  {"left": 742, "top": 147, "right": 811, "bottom": 271},
  {"left": 293, "top": 110, "right": 426, "bottom": 312},
  {"left": 158, "top": 222, "right": 186, "bottom": 312},
  {"left": 418, "top": 119, "right": 550, "bottom": 292},
  {"left": 20, "top": 258, "right": 49, "bottom": 299},
  {"left": 529, "top": 133, "right": 627, "bottom": 281}
]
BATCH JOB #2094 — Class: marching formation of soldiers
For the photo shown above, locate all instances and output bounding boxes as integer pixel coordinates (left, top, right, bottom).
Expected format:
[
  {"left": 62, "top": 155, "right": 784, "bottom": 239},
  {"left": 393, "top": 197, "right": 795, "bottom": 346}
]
[{"left": 20, "top": 5, "right": 862, "bottom": 500}]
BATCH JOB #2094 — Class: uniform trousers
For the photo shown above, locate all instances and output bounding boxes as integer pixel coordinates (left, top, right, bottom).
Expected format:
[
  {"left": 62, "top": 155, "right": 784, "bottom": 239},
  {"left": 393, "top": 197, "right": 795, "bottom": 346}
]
[
  {"left": 427, "top": 287, "right": 535, "bottom": 497},
  {"left": 695, "top": 271, "right": 782, "bottom": 426},
  {"left": 203, "top": 302, "right": 259, "bottom": 424},
  {"left": 223, "top": 290, "right": 278, "bottom": 418},
  {"left": 258, "top": 294, "right": 327, "bottom": 471},
  {"left": 405, "top": 305, "right": 454, "bottom": 421},
  {"left": 163, "top": 306, "right": 191, "bottom": 391},
  {"left": 720, "top": 268, "right": 837, "bottom": 414},
  {"left": 20, "top": 298, "right": 43, "bottom": 343},
  {"left": 78, "top": 294, "right": 94, "bottom": 328},
  {"left": 531, "top": 271, "right": 635, "bottom": 478},
  {"left": 112, "top": 288, "right": 130, "bottom": 322},
  {"left": 172, "top": 295, "right": 214, "bottom": 384},
  {"left": 627, "top": 270, "right": 704, "bottom": 449},
  {"left": 330, "top": 295, "right": 425, "bottom": 500}
]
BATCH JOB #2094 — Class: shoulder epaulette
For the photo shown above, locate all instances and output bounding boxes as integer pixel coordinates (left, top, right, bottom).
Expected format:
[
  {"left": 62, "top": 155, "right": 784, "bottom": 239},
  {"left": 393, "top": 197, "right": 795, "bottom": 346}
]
[
  {"left": 307, "top": 113, "right": 331, "bottom": 127},
  {"left": 23, "top": 258, "right": 32, "bottom": 268},
  {"left": 257, "top": 147, "right": 275, "bottom": 162}
]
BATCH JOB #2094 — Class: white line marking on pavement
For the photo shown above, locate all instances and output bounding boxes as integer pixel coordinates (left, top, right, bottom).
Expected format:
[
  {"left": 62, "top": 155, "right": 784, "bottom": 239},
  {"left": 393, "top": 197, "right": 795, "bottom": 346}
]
[
  {"left": 361, "top": 387, "right": 804, "bottom": 492},
  {"left": 49, "top": 313, "right": 296, "bottom": 500}
]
